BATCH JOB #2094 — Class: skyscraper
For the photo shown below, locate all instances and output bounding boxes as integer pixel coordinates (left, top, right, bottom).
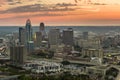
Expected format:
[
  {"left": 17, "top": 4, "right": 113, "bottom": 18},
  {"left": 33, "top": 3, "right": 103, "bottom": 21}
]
[
  {"left": 19, "top": 27, "right": 26, "bottom": 45},
  {"left": 27, "top": 41, "right": 34, "bottom": 54},
  {"left": 25, "top": 19, "right": 33, "bottom": 53},
  {"left": 10, "top": 45, "right": 26, "bottom": 65},
  {"left": 83, "top": 32, "right": 88, "bottom": 40},
  {"left": 62, "top": 28, "right": 74, "bottom": 46},
  {"left": 48, "top": 28, "right": 60, "bottom": 45},
  {"left": 25, "top": 19, "right": 33, "bottom": 42},
  {"left": 39, "top": 22, "right": 46, "bottom": 40},
  {"left": 34, "top": 32, "right": 42, "bottom": 47}
]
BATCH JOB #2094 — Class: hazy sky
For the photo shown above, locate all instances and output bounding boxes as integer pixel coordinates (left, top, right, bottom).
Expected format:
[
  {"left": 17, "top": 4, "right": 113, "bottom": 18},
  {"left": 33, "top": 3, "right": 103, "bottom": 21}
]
[{"left": 0, "top": 0, "right": 120, "bottom": 26}]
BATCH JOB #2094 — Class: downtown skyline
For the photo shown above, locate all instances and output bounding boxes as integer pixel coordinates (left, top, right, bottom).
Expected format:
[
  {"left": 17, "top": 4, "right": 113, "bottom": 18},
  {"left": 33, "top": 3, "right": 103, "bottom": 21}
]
[{"left": 0, "top": 0, "right": 120, "bottom": 26}]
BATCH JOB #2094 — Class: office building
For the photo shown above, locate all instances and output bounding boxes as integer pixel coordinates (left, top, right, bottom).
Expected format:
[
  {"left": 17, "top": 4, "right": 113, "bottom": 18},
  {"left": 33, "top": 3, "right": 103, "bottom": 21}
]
[
  {"left": 19, "top": 27, "right": 26, "bottom": 45},
  {"left": 12, "top": 32, "right": 19, "bottom": 46},
  {"left": 82, "top": 48, "right": 103, "bottom": 59},
  {"left": 41, "top": 41, "right": 48, "bottom": 49},
  {"left": 39, "top": 22, "right": 46, "bottom": 40},
  {"left": 27, "top": 41, "right": 34, "bottom": 54},
  {"left": 62, "top": 28, "right": 74, "bottom": 46},
  {"left": 83, "top": 32, "right": 88, "bottom": 40},
  {"left": 10, "top": 45, "right": 26, "bottom": 65},
  {"left": 48, "top": 28, "right": 60, "bottom": 45},
  {"left": 13, "top": 32, "right": 19, "bottom": 40},
  {"left": 77, "top": 38, "right": 101, "bottom": 49},
  {"left": 25, "top": 19, "right": 33, "bottom": 42},
  {"left": 34, "top": 32, "right": 42, "bottom": 47},
  {"left": 25, "top": 19, "right": 34, "bottom": 53}
]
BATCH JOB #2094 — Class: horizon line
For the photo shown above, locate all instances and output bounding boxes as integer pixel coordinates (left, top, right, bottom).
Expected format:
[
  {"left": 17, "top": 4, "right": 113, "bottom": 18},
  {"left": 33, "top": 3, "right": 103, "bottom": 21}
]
[{"left": 0, "top": 25, "right": 120, "bottom": 27}]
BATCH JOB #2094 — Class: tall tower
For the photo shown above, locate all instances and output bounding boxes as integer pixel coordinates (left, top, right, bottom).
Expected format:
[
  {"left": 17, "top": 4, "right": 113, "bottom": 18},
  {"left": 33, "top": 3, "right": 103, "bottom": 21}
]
[
  {"left": 34, "top": 32, "right": 42, "bottom": 47},
  {"left": 19, "top": 27, "right": 26, "bottom": 45},
  {"left": 10, "top": 45, "right": 26, "bottom": 65},
  {"left": 25, "top": 19, "right": 33, "bottom": 42},
  {"left": 62, "top": 28, "right": 74, "bottom": 46},
  {"left": 25, "top": 19, "right": 34, "bottom": 54},
  {"left": 39, "top": 22, "right": 46, "bottom": 40},
  {"left": 48, "top": 28, "right": 60, "bottom": 45}
]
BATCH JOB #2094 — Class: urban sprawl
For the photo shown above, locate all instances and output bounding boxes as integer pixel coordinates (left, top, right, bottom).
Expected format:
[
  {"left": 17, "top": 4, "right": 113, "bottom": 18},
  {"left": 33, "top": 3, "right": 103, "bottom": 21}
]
[{"left": 0, "top": 19, "right": 120, "bottom": 80}]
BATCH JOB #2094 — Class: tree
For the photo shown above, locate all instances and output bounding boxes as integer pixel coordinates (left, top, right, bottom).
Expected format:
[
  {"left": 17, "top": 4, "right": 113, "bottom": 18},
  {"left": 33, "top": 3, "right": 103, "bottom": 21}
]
[
  {"left": 61, "top": 60, "right": 70, "bottom": 65},
  {"left": 48, "top": 50, "right": 55, "bottom": 58}
]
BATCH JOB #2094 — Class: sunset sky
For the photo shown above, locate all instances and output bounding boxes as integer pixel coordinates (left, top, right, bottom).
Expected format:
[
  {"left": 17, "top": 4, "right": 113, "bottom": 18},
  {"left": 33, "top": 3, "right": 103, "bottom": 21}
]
[{"left": 0, "top": 0, "right": 120, "bottom": 26}]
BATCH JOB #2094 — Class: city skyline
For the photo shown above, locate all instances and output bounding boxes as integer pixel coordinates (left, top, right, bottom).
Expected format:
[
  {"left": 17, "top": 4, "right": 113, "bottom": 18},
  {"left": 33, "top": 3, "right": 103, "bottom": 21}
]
[
  {"left": 0, "top": 1, "right": 120, "bottom": 79},
  {"left": 0, "top": 0, "right": 120, "bottom": 26}
]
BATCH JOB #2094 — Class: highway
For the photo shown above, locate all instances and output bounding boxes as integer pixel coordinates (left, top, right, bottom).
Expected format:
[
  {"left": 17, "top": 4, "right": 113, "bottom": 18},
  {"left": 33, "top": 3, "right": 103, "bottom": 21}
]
[{"left": 28, "top": 57, "right": 96, "bottom": 66}]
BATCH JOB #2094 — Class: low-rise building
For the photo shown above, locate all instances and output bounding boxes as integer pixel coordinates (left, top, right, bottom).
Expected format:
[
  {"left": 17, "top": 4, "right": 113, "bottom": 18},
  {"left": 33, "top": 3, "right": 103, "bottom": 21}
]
[
  {"left": 86, "top": 65, "right": 120, "bottom": 80},
  {"left": 82, "top": 48, "right": 103, "bottom": 59},
  {"left": 0, "top": 75, "right": 20, "bottom": 80},
  {"left": 23, "top": 61, "right": 63, "bottom": 74},
  {"left": 75, "top": 38, "right": 101, "bottom": 49}
]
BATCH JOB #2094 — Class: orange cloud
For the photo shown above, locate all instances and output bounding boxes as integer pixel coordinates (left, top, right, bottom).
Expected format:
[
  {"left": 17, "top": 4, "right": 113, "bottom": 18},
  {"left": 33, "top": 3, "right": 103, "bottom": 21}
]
[{"left": 0, "top": 0, "right": 120, "bottom": 26}]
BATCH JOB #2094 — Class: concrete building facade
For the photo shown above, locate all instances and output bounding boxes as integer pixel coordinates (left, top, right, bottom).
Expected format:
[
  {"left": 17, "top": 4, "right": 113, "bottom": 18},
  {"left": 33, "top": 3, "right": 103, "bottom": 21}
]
[
  {"left": 62, "top": 28, "right": 74, "bottom": 46},
  {"left": 10, "top": 45, "right": 26, "bottom": 65}
]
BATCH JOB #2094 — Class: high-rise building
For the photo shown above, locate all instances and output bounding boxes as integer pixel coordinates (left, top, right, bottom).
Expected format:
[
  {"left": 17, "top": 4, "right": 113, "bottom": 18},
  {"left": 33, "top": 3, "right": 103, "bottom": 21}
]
[
  {"left": 34, "top": 32, "right": 42, "bottom": 47},
  {"left": 25, "top": 19, "right": 34, "bottom": 53},
  {"left": 10, "top": 45, "right": 26, "bottom": 65},
  {"left": 13, "top": 32, "right": 19, "bottom": 40},
  {"left": 39, "top": 22, "right": 45, "bottom": 31},
  {"left": 6, "top": 34, "right": 15, "bottom": 46},
  {"left": 11, "top": 32, "right": 19, "bottom": 46},
  {"left": 19, "top": 27, "right": 26, "bottom": 45},
  {"left": 39, "top": 22, "right": 46, "bottom": 40},
  {"left": 48, "top": 28, "right": 60, "bottom": 45},
  {"left": 25, "top": 19, "right": 33, "bottom": 42},
  {"left": 62, "top": 28, "right": 74, "bottom": 46},
  {"left": 83, "top": 32, "right": 89, "bottom": 40},
  {"left": 27, "top": 41, "right": 34, "bottom": 54}
]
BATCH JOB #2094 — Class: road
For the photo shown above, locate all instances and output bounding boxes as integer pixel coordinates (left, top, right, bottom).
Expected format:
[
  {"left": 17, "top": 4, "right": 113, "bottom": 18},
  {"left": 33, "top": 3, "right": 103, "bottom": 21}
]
[{"left": 28, "top": 57, "right": 96, "bottom": 66}]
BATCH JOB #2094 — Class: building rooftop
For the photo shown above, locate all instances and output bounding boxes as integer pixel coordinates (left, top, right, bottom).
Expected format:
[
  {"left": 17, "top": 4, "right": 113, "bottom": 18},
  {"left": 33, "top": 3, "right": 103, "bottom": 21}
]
[{"left": 0, "top": 75, "right": 20, "bottom": 80}]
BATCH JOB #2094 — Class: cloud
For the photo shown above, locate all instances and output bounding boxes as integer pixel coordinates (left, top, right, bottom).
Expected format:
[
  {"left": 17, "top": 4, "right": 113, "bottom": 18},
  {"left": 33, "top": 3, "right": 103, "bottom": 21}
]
[
  {"left": 0, "top": 3, "right": 77, "bottom": 14},
  {"left": 75, "top": 0, "right": 92, "bottom": 4},
  {"left": 0, "top": 12, "right": 66, "bottom": 20},
  {"left": 0, "top": 1, "right": 100, "bottom": 20},
  {"left": 7, "top": 0, "right": 22, "bottom": 5},
  {"left": 91, "top": 3, "right": 107, "bottom": 5},
  {"left": 8, "top": 2, "right": 21, "bottom": 5},
  {"left": 74, "top": 0, "right": 107, "bottom": 5},
  {"left": 7, "top": 0, "right": 14, "bottom": 2},
  {"left": 56, "top": 3, "right": 77, "bottom": 7},
  {"left": 74, "top": 0, "right": 81, "bottom": 3},
  {"left": 0, "top": 9, "right": 98, "bottom": 20},
  {"left": 85, "top": 8, "right": 100, "bottom": 12}
]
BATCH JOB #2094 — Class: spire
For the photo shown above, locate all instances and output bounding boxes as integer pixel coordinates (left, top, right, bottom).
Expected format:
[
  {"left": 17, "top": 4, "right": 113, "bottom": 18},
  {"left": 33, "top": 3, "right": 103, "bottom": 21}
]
[
  {"left": 40, "top": 22, "right": 45, "bottom": 31},
  {"left": 26, "top": 19, "right": 31, "bottom": 24},
  {"left": 25, "top": 19, "right": 31, "bottom": 29}
]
